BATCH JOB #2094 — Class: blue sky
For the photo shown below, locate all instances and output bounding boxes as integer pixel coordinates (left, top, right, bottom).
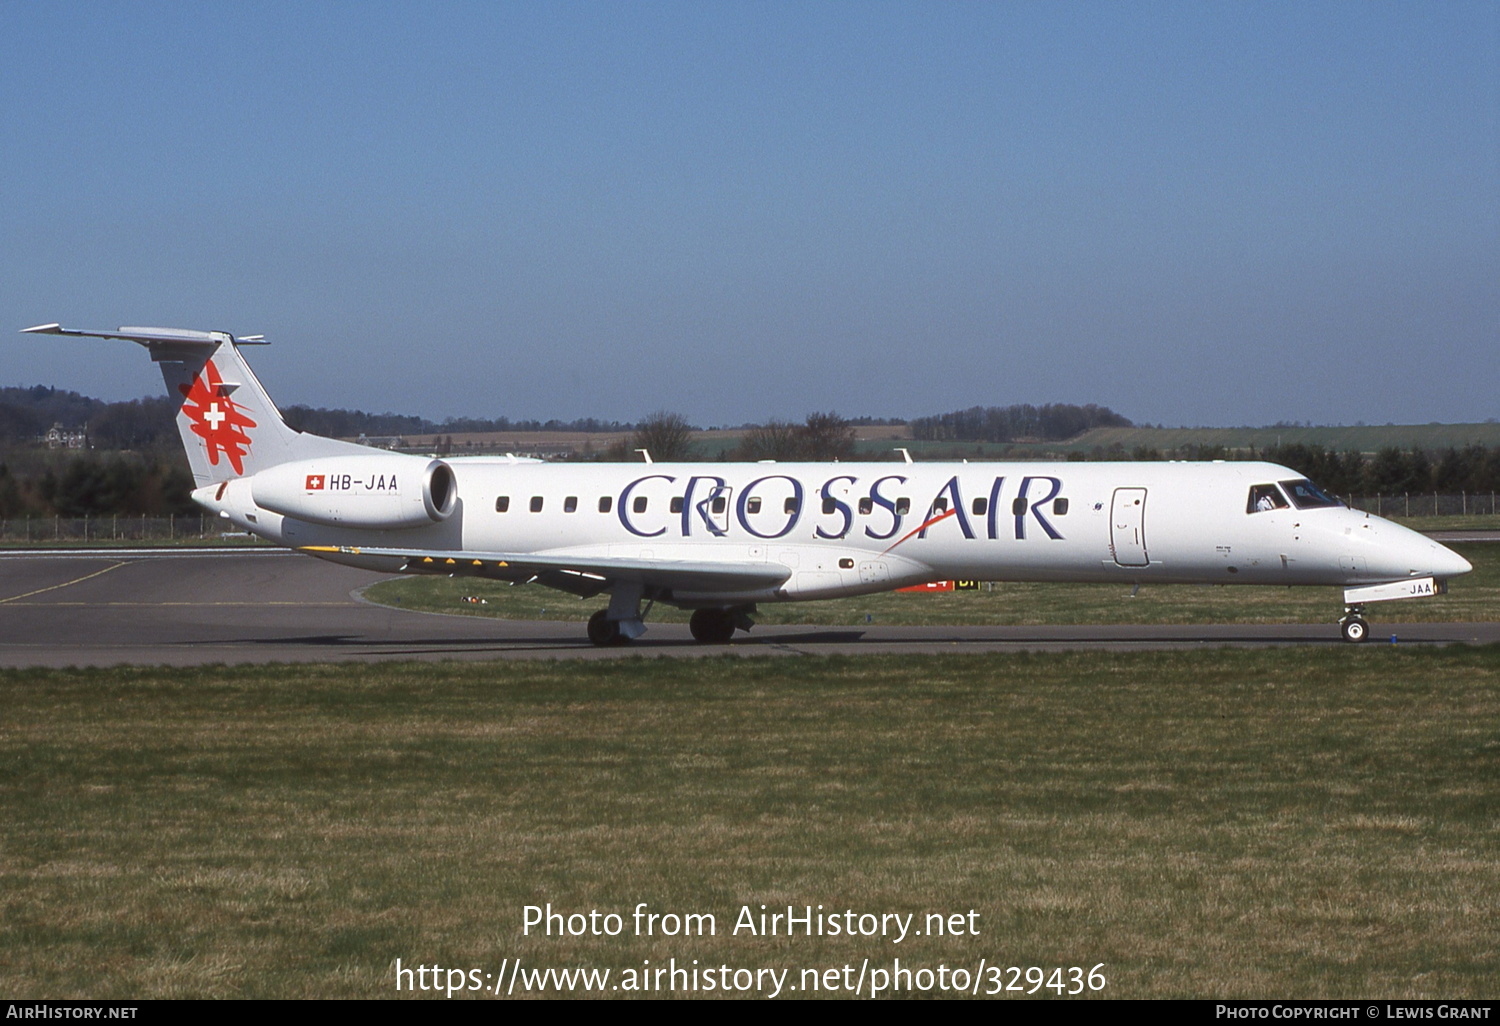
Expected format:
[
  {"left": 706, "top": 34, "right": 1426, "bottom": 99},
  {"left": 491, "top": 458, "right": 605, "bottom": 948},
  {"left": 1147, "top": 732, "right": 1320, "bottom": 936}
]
[{"left": 2, "top": 1, "right": 1496, "bottom": 427}]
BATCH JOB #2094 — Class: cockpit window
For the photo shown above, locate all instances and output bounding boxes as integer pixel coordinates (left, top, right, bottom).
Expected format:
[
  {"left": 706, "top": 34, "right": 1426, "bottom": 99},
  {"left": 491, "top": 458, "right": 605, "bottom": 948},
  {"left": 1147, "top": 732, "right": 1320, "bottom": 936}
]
[
  {"left": 1248, "top": 484, "right": 1289, "bottom": 513},
  {"left": 1280, "top": 479, "right": 1341, "bottom": 510}
]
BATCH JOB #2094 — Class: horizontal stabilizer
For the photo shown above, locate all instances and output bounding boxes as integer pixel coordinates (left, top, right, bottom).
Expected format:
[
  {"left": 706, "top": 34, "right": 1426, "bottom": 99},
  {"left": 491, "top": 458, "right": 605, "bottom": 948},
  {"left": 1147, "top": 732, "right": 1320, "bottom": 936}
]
[{"left": 21, "top": 323, "right": 247, "bottom": 347}]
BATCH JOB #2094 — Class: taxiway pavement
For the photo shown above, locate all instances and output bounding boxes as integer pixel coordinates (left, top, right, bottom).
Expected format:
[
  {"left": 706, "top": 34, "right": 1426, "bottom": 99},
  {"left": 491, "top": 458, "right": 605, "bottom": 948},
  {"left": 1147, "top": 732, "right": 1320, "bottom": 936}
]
[{"left": 0, "top": 548, "right": 1494, "bottom": 667}]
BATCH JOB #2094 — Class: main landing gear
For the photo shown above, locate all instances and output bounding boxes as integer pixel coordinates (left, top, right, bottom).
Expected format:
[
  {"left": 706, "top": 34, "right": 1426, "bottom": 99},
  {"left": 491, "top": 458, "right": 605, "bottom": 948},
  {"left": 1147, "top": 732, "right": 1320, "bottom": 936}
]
[
  {"left": 587, "top": 609, "right": 631, "bottom": 647},
  {"left": 689, "top": 608, "right": 736, "bottom": 644},
  {"left": 585, "top": 596, "right": 755, "bottom": 647},
  {"left": 586, "top": 583, "right": 650, "bottom": 647},
  {"left": 1339, "top": 604, "right": 1369, "bottom": 644},
  {"left": 688, "top": 606, "right": 755, "bottom": 644}
]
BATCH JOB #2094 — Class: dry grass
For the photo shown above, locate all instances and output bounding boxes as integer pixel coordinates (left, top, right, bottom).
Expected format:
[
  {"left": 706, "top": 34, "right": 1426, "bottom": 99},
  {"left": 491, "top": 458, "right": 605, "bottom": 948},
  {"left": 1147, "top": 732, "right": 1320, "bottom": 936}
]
[{"left": 2, "top": 648, "right": 1498, "bottom": 999}]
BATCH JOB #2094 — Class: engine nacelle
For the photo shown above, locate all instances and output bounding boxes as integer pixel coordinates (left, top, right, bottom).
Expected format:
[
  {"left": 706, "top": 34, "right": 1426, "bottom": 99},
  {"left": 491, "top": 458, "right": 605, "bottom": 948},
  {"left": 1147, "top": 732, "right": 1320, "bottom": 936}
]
[{"left": 250, "top": 455, "right": 457, "bottom": 529}]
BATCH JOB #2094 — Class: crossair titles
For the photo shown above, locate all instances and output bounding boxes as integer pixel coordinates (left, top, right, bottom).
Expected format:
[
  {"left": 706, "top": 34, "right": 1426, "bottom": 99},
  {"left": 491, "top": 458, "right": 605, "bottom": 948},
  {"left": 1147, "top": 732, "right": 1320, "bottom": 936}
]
[{"left": 616, "top": 472, "right": 1068, "bottom": 543}]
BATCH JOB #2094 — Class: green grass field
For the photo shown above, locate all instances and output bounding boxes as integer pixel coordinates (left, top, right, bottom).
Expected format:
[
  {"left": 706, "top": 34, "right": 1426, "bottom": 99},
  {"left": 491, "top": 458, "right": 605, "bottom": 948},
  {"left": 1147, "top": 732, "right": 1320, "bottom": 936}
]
[
  {"left": 364, "top": 542, "right": 1497, "bottom": 628},
  {"left": 2, "top": 648, "right": 1497, "bottom": 999},
  {"left": 1397, "top": 514, "right": 1500, "bottom": 530}
]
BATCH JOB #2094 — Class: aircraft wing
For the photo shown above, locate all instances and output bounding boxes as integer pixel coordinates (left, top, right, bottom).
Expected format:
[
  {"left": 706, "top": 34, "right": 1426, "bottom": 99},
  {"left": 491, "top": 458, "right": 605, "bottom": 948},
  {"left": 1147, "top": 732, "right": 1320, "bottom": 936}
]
[{"left": 297, "top": 544, "right": 793, "bottom": 597}]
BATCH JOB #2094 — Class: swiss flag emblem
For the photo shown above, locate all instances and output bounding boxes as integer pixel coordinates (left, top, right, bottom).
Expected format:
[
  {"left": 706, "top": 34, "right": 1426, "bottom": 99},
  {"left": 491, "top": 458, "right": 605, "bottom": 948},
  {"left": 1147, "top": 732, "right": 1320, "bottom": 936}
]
[
  {"left": 178, "top": 360, "right": 257, "bottom": 475},
  {"left": 306, "top": 474, "right": 325, "bottom": 490}
]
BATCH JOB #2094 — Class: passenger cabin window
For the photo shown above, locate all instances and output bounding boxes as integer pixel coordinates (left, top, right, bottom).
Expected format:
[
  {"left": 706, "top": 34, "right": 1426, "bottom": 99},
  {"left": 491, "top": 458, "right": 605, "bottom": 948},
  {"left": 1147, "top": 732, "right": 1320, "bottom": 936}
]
[
  {"left": 1012, "top": 497, "right": 1027, "bottom": 516},
  {"left": 747, "top": 497, "right": 762, "bottom": 514},
  {"left": 598, "top": 496, "right": 612, "bottom": 513},
  {"left": 972, "top": 497, "right": 988, "bottom": 517},
  {"left": 670, "top": 497, "right": 684, "bottom": 514},
  {"left": 895, "top": 498, "right": 911, "bottom": 516},
  {"left": 822, "top": 497, "right": 837, "bottom": 515},
  {"left": 1248, "top": 484, "right": 1290, "bottom": 514},
  {"left": 933, "top": 498, "right": 949, "bottom": 513},
  {"left": 633, "top": 496, "right": 648, "bottom": 514},
  {"left": 564, "top": 496, "right": 578, "bottom": 513},
  {"left": 495, "top": 496, "right": 510, "bottom": 513},
  {"left": 858, "top": 498, "right": 873, "bottom": 516},
  {"left": 530, "top": 496, "right": 544, "bottom": 513},
  {"left": 783, "top": 497, "right": 798, "bottom": 515},
  {"left": 1053, "top": 498, "right": 1069, "bottom": 516},
  {"left": 711, "top": 496, "right": 727, "bottom": 514},
  {"left": 1281, "top": 479, "right": 1341, "bottom": 510}
]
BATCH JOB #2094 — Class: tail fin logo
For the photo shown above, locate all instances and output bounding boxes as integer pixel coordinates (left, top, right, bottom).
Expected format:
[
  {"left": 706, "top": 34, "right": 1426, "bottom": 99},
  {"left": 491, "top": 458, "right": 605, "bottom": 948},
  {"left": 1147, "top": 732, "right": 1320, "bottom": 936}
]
[{"left": 179, "top": 360, "right": 257, "bottom": 475}]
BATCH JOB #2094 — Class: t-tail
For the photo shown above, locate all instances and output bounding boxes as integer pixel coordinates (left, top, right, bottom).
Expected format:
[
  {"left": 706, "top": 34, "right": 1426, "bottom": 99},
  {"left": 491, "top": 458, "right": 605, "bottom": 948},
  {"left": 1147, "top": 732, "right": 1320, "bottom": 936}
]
[{"left": 20, "top": 323, "right": 371, "bottom": 486}]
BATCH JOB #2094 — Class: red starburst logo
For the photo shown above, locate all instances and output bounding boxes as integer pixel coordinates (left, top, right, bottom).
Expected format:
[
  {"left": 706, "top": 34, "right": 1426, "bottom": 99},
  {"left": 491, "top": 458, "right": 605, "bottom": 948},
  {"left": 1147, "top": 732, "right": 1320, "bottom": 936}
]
[{"left": 178, "top": 360, "right": 257, "bottom": 475}]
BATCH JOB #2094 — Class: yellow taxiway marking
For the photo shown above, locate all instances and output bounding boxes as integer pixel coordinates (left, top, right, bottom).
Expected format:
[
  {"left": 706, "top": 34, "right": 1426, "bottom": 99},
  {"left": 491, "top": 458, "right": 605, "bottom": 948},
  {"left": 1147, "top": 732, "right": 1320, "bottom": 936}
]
[{"left": 0, "top": 561, "right": 130, "bottom": 604}]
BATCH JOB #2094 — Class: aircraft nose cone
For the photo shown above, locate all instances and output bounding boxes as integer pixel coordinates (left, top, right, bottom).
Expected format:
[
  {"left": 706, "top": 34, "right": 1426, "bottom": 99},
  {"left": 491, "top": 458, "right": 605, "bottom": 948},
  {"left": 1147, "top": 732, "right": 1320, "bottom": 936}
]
[
  {"left": 1433, "top": 543, "right": 1472, "bottom": 578},
  {"left": 1368, "top": 524, "right": 1473, "bottom": 580}
]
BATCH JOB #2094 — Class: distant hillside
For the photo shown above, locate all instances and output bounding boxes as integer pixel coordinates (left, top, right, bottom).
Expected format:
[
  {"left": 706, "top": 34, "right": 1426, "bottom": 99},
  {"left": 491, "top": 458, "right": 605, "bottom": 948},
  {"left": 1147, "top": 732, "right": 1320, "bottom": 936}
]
[
  {"left": 0, "top": 385, "right": 106, "bottom": 441},
  {"left": 3, "top": 380, "right": 1495, "bottom": 460},
  {"left": 843, "top": 422, "right": 1500, "bottom": 464},
  {"left": 1067, "top": 423, "right": 1500, "bottom": 455}
]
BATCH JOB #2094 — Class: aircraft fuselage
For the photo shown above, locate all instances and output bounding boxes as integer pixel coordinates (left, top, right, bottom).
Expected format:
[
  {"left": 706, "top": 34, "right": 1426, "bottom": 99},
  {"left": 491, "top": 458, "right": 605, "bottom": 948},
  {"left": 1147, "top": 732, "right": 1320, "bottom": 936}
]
[{"left": 204, "top": 458, "right": 1469, "bottom": 606}]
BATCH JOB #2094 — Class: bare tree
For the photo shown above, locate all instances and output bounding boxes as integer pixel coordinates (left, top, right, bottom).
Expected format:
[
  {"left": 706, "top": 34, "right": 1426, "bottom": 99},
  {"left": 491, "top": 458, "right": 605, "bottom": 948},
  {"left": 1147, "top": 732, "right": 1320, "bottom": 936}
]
[
  {"left": 733, "top": 412, "right": 855, "bottom": 461},
  {"left": 629, "top": 410, "right": 696, "bottom": 462},
  {"left": 733, "top": 420, "right": 801, "bottom": 461},
  {"left": 798, "top": 411, "right": 856, "bottom": 461}
]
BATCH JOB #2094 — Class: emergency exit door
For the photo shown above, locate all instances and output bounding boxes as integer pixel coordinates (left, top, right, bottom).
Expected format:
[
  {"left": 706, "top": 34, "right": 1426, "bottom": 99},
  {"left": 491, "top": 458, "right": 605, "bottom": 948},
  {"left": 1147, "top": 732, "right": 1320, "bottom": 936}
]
[
  {"left": 697, "top": 484, "right": 732, "bottom": 536},
  {"left": 1111, "top": 488, "right": 1149, "bottom": 567}
]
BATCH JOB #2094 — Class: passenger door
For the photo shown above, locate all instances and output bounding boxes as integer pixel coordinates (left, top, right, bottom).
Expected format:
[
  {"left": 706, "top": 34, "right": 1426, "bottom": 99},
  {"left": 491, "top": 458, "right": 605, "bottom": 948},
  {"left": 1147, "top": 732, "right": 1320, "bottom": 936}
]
[{"left": 1110, "top": 487, "right": 1149, "bottom": 567}]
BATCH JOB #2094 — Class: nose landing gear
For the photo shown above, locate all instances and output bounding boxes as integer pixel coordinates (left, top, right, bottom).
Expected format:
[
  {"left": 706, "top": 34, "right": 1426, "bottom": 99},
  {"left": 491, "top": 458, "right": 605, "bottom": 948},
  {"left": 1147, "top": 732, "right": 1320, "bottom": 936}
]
[{"left": 1339, "top": 605, "right": 1369, "bottom": 643}]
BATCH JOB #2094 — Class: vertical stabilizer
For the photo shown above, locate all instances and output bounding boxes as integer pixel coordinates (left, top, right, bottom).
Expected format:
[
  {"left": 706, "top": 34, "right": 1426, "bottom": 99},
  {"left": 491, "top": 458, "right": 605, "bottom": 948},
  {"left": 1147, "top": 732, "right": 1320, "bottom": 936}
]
[{"left": 21, "top": 324, "right": 374, "bottom": 486}]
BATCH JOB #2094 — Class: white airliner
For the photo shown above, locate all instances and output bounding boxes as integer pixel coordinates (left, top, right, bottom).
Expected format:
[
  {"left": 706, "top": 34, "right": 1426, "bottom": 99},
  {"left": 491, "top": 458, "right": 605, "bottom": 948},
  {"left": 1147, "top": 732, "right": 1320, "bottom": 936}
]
[{"left": 23, "top": 323, "right": 1472, "bottom": 645}]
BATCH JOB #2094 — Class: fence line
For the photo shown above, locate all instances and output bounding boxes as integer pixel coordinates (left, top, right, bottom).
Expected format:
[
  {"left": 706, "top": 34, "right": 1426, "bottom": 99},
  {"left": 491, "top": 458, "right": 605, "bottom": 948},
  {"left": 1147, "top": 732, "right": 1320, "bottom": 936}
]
[
  {"left": 1344, "top": 493, "right": 1498, "bottom": 518},
  {"left": 0, "top": 514, "right": 247, "bottom": 542}
]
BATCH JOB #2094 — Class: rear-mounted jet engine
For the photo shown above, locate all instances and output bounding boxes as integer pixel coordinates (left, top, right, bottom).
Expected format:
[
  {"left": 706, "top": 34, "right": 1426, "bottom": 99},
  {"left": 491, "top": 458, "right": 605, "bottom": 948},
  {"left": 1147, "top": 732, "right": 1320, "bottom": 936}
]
[{"left": 250, "top": 455, "right": 457, "bottom": 529}]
